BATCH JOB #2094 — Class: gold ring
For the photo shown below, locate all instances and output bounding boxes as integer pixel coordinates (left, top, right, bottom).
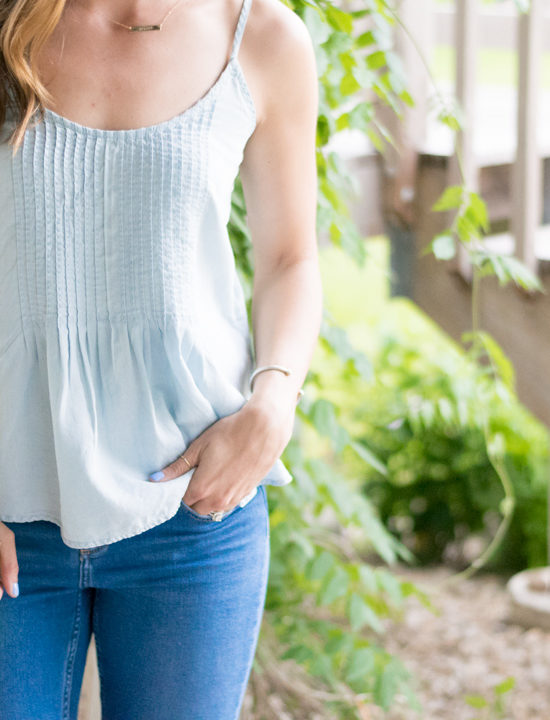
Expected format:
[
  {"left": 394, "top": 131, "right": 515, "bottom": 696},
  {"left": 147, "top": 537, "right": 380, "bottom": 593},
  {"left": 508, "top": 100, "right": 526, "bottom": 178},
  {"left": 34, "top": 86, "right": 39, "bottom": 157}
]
[{"left": 180, "top": 455, "right": 191, "bottom": 469}]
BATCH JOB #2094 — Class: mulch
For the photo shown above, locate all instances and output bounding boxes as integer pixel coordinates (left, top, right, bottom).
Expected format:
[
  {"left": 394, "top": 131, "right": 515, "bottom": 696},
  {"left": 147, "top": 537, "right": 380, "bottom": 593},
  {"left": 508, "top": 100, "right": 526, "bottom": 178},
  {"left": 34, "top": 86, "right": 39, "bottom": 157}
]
[{"left": 370, "top": 564, "right": 550, "bottom": 719}]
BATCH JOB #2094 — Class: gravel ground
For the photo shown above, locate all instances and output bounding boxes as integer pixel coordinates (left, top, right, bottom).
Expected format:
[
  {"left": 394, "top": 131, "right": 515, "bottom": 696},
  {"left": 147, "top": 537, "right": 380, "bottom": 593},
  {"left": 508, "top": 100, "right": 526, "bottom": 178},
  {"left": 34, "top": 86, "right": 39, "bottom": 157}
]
[{"left": 369, "top": 565, "right": 550, "bottom": 720}]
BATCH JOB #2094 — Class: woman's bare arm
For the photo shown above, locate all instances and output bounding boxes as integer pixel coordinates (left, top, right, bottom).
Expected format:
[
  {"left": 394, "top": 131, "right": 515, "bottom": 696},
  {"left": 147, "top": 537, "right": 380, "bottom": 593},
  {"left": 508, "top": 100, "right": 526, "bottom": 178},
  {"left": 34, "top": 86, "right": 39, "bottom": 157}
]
[
  {"left": 239, "top": 0, "right": 322, "bottom": 419},
  {"left": 155, "top": 1, "right": 322, "bottom": 513}
]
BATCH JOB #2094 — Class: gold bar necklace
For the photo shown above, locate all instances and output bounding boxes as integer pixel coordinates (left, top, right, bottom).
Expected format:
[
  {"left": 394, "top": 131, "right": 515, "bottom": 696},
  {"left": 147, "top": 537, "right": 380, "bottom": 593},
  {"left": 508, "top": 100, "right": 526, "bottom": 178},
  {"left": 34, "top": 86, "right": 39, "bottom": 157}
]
[{"left": 81, "top": 0, "right": 187, "bottom": 33}]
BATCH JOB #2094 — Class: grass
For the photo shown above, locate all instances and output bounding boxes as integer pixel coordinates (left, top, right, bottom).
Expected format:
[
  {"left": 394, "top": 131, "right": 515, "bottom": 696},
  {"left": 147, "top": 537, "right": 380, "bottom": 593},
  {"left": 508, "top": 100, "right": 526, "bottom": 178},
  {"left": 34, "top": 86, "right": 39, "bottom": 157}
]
[
  {"left": 317, "top": 237, "right": 465, "bottom": 361},
  {"left": 430, "top": 46, "right": 550, "bottom": 89}
]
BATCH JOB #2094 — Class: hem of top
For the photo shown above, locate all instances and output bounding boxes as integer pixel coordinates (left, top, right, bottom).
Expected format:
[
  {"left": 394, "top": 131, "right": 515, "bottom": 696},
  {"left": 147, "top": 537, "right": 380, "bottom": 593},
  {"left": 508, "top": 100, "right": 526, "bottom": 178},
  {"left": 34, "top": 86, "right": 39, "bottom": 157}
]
[
  {"left": 0, "top": 476, "right": 293, "bottom": 549},
  {"left": 0, "top": 504, "right": 184, "bottom": 550}
]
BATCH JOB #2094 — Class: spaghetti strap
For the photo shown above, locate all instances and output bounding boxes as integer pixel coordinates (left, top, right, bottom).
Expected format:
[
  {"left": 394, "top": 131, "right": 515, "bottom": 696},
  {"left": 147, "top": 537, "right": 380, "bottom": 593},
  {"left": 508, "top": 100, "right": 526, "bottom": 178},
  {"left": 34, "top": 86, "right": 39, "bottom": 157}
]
[{"left": 230, "top": 0, "right": 253, "bottom": 60}]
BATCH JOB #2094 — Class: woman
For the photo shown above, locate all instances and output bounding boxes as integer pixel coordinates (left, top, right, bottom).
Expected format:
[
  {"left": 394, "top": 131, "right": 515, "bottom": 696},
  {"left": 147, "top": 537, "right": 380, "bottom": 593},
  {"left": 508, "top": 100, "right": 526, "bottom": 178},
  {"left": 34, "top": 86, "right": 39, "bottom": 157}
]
[{"left": 0, "top": 0, "right": 321, "bottom": 717}]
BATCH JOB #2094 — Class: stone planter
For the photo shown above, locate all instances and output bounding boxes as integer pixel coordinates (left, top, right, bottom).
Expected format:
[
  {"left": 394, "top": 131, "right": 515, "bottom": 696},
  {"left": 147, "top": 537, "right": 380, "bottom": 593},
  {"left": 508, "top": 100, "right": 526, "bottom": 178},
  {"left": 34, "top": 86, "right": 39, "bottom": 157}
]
[{"left": 507, "top": 566, "right": 550, "bottom": 631}]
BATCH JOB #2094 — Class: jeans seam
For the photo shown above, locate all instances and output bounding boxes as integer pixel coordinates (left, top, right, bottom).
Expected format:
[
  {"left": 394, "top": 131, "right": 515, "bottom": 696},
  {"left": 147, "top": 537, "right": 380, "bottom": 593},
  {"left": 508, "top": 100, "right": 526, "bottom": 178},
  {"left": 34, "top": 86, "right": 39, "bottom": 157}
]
[{"left": 62, "top": 591, "right": 83, "bottom": 720}]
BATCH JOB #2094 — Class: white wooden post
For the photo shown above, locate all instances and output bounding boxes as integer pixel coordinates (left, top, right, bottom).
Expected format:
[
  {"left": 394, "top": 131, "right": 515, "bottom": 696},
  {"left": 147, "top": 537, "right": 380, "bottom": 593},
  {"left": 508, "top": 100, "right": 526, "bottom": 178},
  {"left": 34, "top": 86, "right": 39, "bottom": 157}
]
[
  {"left": 449, "top": 0, "right": 478, "bottom": 283},
  {"left": 383, "top": 0, "right": 432, "bottom": 226},
  {"left": 376, "top": 0, "right": 433, "bottom": 297},
  {"left": 512, "top": 0, "right": 543, "bottom": 278}
]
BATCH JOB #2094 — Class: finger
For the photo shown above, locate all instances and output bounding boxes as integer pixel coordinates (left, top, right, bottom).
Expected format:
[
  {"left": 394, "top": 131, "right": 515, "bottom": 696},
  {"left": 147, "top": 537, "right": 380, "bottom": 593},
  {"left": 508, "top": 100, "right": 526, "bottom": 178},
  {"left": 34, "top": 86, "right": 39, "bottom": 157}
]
[
  {"left": 148, "top": 441, "right": 200, "bottom": 483},
  {"left": 182, "top": 460, "right": 236, "bottom": 513},
  {"left": 0, "top": 528, "right": 19, "bottom": 600},
  {"left": 181, "top": 463, "right": 213, "bottom": 509}
]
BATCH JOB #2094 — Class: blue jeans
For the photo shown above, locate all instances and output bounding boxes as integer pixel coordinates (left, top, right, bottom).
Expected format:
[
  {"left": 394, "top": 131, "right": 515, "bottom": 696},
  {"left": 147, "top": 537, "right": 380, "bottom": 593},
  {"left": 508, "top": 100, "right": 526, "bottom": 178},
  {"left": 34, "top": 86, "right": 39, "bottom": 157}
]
[{"left": 0, "top": 484, "right": 270, "bottom": 720}]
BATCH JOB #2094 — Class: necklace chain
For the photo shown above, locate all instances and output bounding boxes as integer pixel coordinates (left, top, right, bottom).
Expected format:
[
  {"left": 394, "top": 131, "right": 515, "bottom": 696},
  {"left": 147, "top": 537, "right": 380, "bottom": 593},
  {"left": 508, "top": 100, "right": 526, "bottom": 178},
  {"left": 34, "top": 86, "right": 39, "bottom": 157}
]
[{"left": 78, "top": 0, "right": 188, "bottom": 32}]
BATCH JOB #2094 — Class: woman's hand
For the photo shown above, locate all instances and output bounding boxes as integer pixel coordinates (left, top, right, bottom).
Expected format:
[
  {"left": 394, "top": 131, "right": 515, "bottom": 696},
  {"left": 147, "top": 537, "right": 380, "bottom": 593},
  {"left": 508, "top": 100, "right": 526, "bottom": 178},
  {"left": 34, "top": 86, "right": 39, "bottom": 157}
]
[
  {"left": 0, "top": 522, "right": 19, "bottom": 600},
  {"left": 149, "top": 394, "right": 296, "bottom": 515}
]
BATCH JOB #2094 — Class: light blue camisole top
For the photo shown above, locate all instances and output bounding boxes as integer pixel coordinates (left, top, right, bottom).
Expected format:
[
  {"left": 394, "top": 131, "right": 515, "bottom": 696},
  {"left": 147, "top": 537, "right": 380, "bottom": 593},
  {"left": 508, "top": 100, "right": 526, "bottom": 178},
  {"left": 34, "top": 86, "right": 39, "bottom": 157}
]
[{"left": 0, "top": 0, "right": 293, "bottom": 549}]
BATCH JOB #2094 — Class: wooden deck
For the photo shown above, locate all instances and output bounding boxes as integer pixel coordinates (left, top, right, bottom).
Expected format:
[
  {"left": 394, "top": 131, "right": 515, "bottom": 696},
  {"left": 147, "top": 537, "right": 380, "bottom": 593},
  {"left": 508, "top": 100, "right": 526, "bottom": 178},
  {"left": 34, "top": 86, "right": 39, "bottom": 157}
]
[{"left": 412, "top": 156, "right": 550, "bottom": 427}]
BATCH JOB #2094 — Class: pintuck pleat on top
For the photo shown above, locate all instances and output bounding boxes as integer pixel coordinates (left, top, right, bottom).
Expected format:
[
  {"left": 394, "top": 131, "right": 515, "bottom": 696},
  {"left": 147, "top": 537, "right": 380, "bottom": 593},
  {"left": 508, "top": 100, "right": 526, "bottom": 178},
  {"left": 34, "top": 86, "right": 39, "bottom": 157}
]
[
  {"left": 0, "top": 0, "right": 293, "bottom": 549},
  {"left": 14, "top": 110, "right": 203, "bottom": 326}
]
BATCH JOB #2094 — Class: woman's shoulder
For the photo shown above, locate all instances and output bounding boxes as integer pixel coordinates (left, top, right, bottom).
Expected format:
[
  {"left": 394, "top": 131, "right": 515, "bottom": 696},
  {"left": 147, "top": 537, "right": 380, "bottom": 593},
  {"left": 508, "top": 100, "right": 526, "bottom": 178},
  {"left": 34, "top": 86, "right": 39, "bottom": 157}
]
[
  {"left": 246, "top": 0, "right": 315, "bottom": 65},
  {"left": 240, "top": 0, "right": 317, "bottom": 125}
]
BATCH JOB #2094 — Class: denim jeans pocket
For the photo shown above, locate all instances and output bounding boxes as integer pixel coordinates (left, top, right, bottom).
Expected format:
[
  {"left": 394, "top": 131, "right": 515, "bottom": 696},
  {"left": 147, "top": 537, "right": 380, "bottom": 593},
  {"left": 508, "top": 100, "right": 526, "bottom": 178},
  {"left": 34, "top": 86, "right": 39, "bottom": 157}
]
[{"left": 179, "top": 485, "right": 259, "bottom": 522}]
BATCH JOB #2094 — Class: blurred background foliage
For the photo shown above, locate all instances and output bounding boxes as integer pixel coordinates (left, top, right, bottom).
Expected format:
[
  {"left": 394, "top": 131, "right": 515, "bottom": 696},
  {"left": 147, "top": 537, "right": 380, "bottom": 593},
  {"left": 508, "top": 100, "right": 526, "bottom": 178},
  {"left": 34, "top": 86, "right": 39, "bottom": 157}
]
[
  {"left": 319, "top": 241, "right": 550, "bottom": 572},
  {"left": 228, "top": 0, "right": 550, "bottom": 716}
]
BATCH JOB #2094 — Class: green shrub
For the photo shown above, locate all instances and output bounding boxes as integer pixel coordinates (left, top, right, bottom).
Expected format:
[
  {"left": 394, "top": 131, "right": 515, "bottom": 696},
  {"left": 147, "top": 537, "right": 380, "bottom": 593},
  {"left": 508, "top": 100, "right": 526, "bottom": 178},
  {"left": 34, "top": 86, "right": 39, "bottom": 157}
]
[
  {"left": 354, "top": 329, "right": 550, "bottom": 570},
  {"left": 317, "top": 241, "right": 550, "bottom": 573}
]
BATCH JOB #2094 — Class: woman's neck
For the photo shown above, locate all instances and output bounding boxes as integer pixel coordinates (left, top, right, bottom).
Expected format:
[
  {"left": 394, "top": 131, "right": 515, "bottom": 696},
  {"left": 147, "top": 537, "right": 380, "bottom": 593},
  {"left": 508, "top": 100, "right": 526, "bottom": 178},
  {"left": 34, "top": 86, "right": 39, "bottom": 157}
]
[{"left": 68, "top": 0, "right": 184, "bottom": 22}]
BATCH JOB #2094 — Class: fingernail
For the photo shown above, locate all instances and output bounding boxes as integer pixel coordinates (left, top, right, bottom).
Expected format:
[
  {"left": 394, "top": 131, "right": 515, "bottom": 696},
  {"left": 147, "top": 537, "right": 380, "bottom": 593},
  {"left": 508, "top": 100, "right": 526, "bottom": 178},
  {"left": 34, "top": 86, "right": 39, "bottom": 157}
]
[
  {"left": 12, "top": 582, "right": 19, "bottom": 597},
  {"left": 149, "top": 471, "right": 165, "bottom": 482}
]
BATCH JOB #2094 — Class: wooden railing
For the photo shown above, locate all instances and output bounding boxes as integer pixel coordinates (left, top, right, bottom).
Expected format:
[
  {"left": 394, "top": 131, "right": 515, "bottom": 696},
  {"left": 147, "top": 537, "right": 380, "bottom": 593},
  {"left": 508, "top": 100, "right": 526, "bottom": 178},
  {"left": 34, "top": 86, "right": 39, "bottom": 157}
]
[
  {"left": 452, "top": 0, "right": 549, "bottom": 282},
  {"left": 400, "top": 0, "right": 550, "bottom": 283}
]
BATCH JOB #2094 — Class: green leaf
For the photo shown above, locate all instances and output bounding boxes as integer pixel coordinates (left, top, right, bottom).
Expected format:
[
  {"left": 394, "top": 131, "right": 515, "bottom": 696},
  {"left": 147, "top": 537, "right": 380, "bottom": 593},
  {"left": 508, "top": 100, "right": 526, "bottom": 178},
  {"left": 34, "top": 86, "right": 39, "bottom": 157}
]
[
  {"left": 310, "top": 652, "right": 333, "bottom": 681},
  {"left": 325, "top": 632, "right": 355, "bottom": 655},
  {"left": 287, "top": 530, "right": 316, "bottom": 562},
  {"left": 437, "top": 107, "right": 462, "bottom": 132},
  {"left": 495, "top": 676, "right": 516, "bottom": 694},
  {"left": 468, "top": 192, "right": 489, "bottom": 232},
  {"left": 375, "top": 657, "right": 410, "bottom": 710},
  {"left": 400, "top": 89, "right": 415, "bottom": 107},
  {"left": 302, "top": 5, "right": 331, "bottom": 45},
  {"left": 375, "top": 568, "right": 404, "bottom": 605},
  {"left": 474, "top": 251, "right": 508, "bottom": 284},
  {"left": 345, "top": 647, "right": 376, "bottom": 683},
  {"left": 465, "top": 695, "right": 488, "bottom": 709},
  {"left": 316, "top": 114, "right": 330, "bottom": 146},
  {"left": 335, "top": 112, "right": 350, "bottom": 131},
  {"left": 317, "top": 565, "right": 350, "bottom": 605},
  {"left": 473, "top": 330, "right": 516, "bottom": 391},
  {"left": 281, "top": 644, "right": 315, "bottom": 663},
  {"left": 456, "top": 213, "right": 479, "bottom": 242},
  {"left": 366, "top": 50, "right": 387, "bottom": 70},
  {"left": 347, "top": 101, "right": 375, "bottom": 132},
  {"left": 325, "top": 5, "right": 353, "bottom": 33},
  {"left": 349, "top": 8, "right": 371, "bottom": 19},
  {"left": 349, "top": 439, "right": 388, "bottom": 476},
  {"left": 359, "top": 564, "right": 379, "bottom": 594},
  {"left": 437, "top": 396, "right": 455, "bottom": 424},
  {"left": 353, "top": 63, "right": 377, "bottom": 89},
  {"left": 432, "top": 185, "right": 464, "bottom": 212},
  {"left": 329, "top": 221, "right": 342, "bottom": 241},
  {"left": 309, "top": 398, "right": 350, "bottom": 451},
  {"left": 496, "top": 254, "right": 545, "bottom": 292},
  {"left": 431, "top": 233, "right": 456, "bottom": 260},
  {"left": 366, "top": 126, "right": 386, "bottom": 153},
  {"left": 340, "top": 71, "right": 361, "bottom": 96},
  {"left": 349, "top": 592, "right": 384, "bottom": 632},
  {"left": 306, "top": 550, "right": 335, "bottom": 582},
  {"left": 356, "top": 30, "right": 376, "bottom": 47}
]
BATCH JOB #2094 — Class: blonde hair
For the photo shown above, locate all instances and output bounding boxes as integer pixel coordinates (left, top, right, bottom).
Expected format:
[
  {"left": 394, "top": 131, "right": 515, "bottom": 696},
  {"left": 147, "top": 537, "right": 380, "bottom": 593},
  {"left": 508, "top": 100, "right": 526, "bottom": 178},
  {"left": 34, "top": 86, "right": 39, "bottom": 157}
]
[{"left": 0, "top": 0, "right": 67, "bottom": 156}]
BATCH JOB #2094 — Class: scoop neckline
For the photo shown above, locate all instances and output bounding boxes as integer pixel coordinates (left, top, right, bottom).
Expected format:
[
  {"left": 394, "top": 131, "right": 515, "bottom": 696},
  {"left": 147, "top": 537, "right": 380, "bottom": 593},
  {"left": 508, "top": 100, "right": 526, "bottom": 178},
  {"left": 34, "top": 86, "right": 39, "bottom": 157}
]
[{"left": 41, "top": 55, "right": 241, "bottom": 138}]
